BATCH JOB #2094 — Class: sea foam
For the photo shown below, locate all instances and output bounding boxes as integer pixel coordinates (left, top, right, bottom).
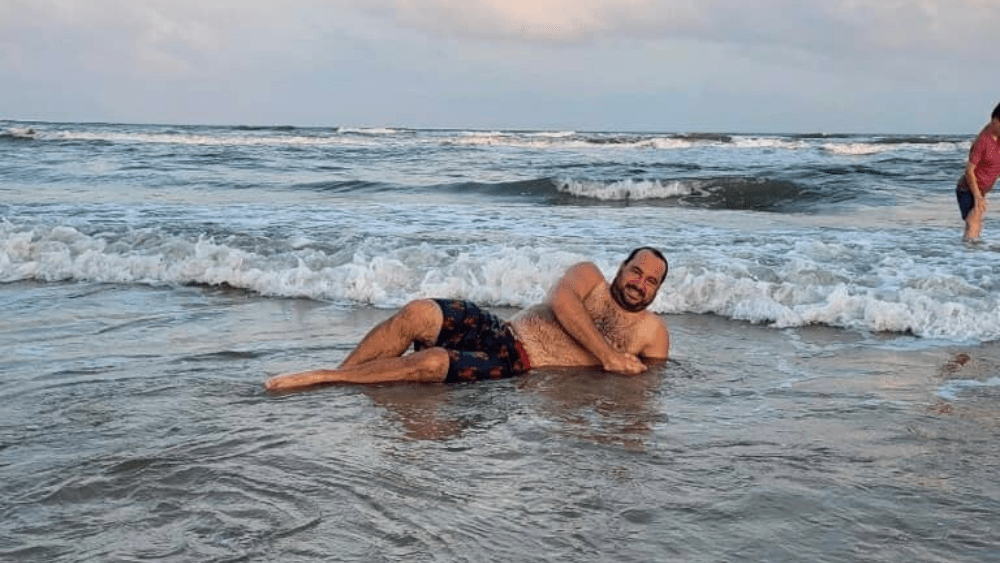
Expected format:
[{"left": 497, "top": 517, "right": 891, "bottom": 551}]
[
  {"left": 3, "top": 221, "right": 999, "bottom": 342},
  {"left": 553, "top": 178, "right": 694, "bottom": 200}
]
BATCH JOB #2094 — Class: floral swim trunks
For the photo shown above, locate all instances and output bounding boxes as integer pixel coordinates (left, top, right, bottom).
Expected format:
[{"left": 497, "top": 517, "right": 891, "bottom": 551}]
[{"left": 415, "top": 299, "right": 531, "bottom": 383}]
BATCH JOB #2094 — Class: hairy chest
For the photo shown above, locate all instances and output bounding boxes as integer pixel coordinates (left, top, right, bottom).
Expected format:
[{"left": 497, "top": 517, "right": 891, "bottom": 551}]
[{"left": 584, "top": 292, "right": 641, "bottom": 352}]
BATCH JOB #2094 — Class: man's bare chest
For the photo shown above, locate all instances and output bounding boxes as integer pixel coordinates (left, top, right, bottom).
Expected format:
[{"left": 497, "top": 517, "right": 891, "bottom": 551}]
[{"left": 584, "top": 292, "right": 643, "bottom": 352}]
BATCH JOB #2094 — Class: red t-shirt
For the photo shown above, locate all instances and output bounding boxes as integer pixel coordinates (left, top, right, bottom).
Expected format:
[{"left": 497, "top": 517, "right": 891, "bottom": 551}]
[{"left": 958, "top": 129, "right": 1000, "bottom": 195}]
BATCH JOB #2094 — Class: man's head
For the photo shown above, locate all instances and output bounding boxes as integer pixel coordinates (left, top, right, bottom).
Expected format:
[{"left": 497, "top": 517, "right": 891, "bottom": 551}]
[
  {"left": 610, "top": 247, "right": 668, "bottom": 313},
  {"left": 991, "top": 102, "right": 1000, "bottom": 134},
  {"left": 992, "top": 101, "right": 1000, "bottom": 122}
]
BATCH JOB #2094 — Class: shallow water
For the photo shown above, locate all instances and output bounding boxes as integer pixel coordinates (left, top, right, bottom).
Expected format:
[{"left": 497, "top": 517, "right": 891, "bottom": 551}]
[{"left": 3, "top": 282, "right": 999, "bottom": 562}]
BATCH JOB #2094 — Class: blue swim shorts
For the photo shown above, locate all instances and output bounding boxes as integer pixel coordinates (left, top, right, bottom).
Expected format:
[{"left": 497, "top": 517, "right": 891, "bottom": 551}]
[
  {"left": 956, "top": 187, "right": 975, "bottom": 220},
  {"left": 415, "top": 299, "right": 531, "bottom": 383}
]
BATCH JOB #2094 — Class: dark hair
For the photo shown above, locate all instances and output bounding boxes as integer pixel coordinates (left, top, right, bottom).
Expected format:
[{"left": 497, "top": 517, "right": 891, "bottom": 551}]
[
  {"left": 993, "top": 102, "right": 1000, "bottom": 121},
  {"left": 622, "top": 246, "right": 668, "bottom": 282}
]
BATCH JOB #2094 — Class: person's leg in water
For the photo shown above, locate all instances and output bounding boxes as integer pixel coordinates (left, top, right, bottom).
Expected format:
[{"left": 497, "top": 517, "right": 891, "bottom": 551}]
[
  {"left": 958, "top": 188, "right": 983, "bottom": 242},
  {"left": 966, "top": 205, "right": 984, "bottom": 242},
  {"left": 264, "top": 299, "right": 449, "bottom": 390}
]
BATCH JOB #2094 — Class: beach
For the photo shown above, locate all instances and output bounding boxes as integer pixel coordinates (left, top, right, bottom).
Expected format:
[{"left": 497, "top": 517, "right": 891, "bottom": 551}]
[{"left": 2, "top": 121, "right": 999, "bottom": 561}]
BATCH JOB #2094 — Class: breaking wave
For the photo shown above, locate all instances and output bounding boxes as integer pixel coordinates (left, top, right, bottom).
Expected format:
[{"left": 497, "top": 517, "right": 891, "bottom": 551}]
[{"left": 3, "top": 221, "right": 999, "bottom": 341}]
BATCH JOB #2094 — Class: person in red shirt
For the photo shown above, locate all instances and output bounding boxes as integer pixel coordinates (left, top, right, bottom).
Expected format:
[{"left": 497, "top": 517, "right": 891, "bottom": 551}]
[{"left": 957, "top": 102, "right": 1000, "bottom": 242}]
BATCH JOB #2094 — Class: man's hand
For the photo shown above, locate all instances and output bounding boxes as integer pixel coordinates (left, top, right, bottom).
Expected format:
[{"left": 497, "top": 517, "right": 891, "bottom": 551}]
[{"left": 602, "top": 350, "right": 648, "bottom": 374}]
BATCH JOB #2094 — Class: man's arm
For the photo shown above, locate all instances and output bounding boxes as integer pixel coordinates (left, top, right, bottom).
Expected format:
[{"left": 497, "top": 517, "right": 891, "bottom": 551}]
[
  {"left": 548, "top": 261, "right": 648, "bottom": 374},
  {"left": 966, "top": 160, "right": 988, "bottom": 213}
]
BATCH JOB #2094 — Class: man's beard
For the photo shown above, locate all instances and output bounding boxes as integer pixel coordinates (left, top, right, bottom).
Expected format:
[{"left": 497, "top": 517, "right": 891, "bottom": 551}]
[{"left": 610, "top": 274, "right": 653, "bottom": 313}]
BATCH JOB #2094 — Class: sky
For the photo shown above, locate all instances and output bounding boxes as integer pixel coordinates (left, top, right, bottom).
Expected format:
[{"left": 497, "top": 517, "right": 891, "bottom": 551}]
[{"left": 1, "top": 0, "right": 997, "bottom": 133}]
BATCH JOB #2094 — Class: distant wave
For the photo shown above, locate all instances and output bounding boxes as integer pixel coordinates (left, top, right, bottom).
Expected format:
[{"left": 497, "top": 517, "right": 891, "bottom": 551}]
[
  {"left": 291, "top": 179, "right": 394, "bottom": 193},
  {"left": 320, "top": 175, "right": 829, "bottom": 212},
  {"left": 823, "top": 140, "right": 965, "bottom": 156},
  {"left": 553, "top": 176, "right": 811, "bottom": 211},
  {"left": 441, "top": 132, "right": 965, "bottom": 155},
  {"left": 525, "top": 130, "right": 576, "bottom": 138},
  {"left": 443, "top": 131, "right": 715, "bottom": 150},
  {"left": 412, "top": 176, "right": 812, "bottom": 212},
  {"left": 872, "top": 135, "right": 963, "bottom": 145},
  {"left": 232, "top": 124, "right": 299, "bottom": 132},
  {"left": 447, "top": 132, "right": 962, "bottom": 154},
  {"left": 576, "top": 133, "right": 735, "bottom": 146},
  {"left": 790, "top": 133, "right": 857, "bottom": 139},
  {"left": 554, "top": 178, "right": 693, "bottom": 200},
  {"left": 0, "top": 127, "right": 37, "bottom": 141},
  {"left": 50, "top": 130, "right": 358, "bottom": 148},
  {"left": 732, "top": 137, "right": 809, "bottom": 150},
  {"left": 443, "top": 131, "right": 592, "bottom": 148},
  {"left": 337, "top": 127, "right": 407, "bottom": 135},
  {"left": 4, "top": 122, "right": 968, "bottom": 158}
]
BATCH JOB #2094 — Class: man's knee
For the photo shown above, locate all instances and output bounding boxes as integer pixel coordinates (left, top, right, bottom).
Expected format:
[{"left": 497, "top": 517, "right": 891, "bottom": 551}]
[
  {"left": 408, "top": 347, "right": 451, "bottom": 381},
  {"left": 397, "top": 299, "right": 444, "bottom": 344}
]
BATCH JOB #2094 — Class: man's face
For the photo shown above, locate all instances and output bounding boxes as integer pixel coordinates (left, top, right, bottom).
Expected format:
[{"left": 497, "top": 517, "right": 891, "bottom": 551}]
[{"left": 610, "top": 251, "right": 667, "bottom": 313}]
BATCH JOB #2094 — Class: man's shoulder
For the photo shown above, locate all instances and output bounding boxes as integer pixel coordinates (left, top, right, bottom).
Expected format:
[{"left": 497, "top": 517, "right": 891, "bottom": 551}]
[
  {"left": 562, "top": 261, "right": 609, "bottom": 294},
  {"left": 565, "top": 260, "right": 604, "bottom": 278}
]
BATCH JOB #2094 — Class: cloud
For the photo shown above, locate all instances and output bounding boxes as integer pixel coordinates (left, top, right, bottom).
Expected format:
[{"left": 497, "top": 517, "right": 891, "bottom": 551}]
[
  {"left": 1, "top": 1, "right": 234, "bottom": 76},
  {"left": 377, "top": 0, "right": 999, "bottom": 61},
  {"left": 0, "top": 1, "right": 357, "bottom": 77},
  {"left": 384, "top": 0, "right": 686, "bottom": 42},
  {"left": 5, "top": 0, "right": 997, "bottom": 68}
]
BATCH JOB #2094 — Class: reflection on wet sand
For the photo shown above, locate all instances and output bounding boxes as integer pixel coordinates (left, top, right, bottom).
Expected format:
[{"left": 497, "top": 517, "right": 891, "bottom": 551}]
[
  {"left": 360, "top": 364, "right": 670, "bottom": 447},
  {"left": 517, "top": 366, "right": 667, "bottom": 451},
  {"left": 362, "top": 384, "right": 472, "bottom": 441}
]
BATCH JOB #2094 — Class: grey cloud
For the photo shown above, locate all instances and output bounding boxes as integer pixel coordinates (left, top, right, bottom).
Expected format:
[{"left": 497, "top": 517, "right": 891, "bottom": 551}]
[
  {"left": 372, "top": 0, "right": 997, "bottom": 62},
  {"left": 5, "top": 1, "right": 996, "bottom": 62}
]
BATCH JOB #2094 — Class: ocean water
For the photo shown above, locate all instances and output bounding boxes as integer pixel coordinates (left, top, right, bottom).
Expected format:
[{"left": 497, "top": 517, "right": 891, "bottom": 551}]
[{"left": 2, "top": 121, "right": 999, "bottom": 562}]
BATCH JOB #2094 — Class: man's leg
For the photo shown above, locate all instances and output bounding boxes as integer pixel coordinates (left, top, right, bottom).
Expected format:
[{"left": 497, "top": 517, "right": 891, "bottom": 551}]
[
  {"left": 264, "top": 347, "right": 451, "bottom": 390},
  {"left": 966, "top": 207, "right": 983, "bottom": 241},
  {"left": 264, "top": 299, "right": 448, "bottom": 391},
  {"left": 339, "top": 299, "right": 444, "bottom": 367},
  {"left": 959, "top": 189, "right": 985, "bottom": 242}
]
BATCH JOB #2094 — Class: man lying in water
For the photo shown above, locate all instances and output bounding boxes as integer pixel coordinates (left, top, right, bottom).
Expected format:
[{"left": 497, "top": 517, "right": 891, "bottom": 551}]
[{"left": 264, "top": 247, "right": 669, "bottom": 390}]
